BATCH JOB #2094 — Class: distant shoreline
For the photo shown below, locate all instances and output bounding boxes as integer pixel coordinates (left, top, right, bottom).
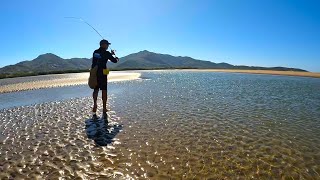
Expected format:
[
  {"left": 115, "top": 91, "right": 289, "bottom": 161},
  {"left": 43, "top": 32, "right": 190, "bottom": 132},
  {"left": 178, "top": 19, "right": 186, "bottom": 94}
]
[
  {"left": 132, "top": 69, "right": 320, "bottom": 78},
  {"left": 168, "top": 69, "right": 320, "bottom": 78}
]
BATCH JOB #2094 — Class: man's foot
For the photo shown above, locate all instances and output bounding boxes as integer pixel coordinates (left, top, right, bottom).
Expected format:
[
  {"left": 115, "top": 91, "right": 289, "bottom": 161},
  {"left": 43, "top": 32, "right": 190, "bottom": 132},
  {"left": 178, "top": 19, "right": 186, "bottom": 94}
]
[
  {"left": 103, "top": 112, "right": 108, "bottom": 122},
  {"left": 92, "top": 113, "right": 98, "bottom": 120}
]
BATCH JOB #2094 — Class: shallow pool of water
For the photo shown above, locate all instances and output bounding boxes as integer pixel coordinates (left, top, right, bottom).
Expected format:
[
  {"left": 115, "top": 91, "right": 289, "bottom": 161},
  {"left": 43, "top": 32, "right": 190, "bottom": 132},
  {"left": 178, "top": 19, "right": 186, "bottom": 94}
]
[{"left": 0, "top": 71, "right": 319, "bottom": 179}]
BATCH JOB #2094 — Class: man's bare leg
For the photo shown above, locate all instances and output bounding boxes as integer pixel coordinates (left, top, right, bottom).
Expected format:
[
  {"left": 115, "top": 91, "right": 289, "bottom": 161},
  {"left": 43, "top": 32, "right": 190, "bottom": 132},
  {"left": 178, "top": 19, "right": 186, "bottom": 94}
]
[
  {"left": 102, "top": 90, "right": 108, "bottom": 113},
  {"left": 102, "top": 90, "right": 108, "bottom": 121},
  {"left": 92, "top": 88, "right": 99, "bottom": 114}
]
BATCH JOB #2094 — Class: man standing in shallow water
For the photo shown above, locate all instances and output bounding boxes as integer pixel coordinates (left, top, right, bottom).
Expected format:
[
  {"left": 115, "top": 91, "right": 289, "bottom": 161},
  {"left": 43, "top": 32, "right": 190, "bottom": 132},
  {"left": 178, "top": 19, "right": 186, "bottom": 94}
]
[{"left": 91, "top": 39, "right": 119, "bottom": 120}]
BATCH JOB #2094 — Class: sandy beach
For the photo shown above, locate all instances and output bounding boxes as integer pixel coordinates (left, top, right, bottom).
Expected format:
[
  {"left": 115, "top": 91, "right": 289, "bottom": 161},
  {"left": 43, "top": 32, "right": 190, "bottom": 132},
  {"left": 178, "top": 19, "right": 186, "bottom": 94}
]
[
  {"left": 0, "top": 72, "right": 141, "bottom": 93},
  {"left": 180, "top": 69, "right": 320, "bottom": 78}
]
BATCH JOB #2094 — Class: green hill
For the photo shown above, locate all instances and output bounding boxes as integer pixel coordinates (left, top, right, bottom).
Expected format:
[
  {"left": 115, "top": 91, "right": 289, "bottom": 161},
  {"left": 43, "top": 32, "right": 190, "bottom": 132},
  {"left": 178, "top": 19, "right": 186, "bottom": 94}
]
[{"left": 0, "top": 50, "right": 307, "bottom": 78}]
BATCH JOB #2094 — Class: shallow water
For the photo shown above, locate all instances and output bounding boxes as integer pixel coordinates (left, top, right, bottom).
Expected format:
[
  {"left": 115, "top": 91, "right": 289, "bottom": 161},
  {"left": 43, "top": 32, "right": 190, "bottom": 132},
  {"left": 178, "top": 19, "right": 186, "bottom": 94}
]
[
  {"left": 0, "top": 98, "right": 129, "bottom": 179},
  {"left": 0, "top": 71, "right": 320, "bottom": 179}
]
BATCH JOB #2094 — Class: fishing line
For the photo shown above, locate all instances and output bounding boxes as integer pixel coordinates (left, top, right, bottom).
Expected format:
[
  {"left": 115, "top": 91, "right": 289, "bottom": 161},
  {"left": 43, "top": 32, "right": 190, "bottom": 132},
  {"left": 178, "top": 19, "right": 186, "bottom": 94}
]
[
  {"left": 64, "top": 17, "right": 104, "bottom": 39},
  {"left": 64, "top": 17, "right": 115, "bottom": 52}
]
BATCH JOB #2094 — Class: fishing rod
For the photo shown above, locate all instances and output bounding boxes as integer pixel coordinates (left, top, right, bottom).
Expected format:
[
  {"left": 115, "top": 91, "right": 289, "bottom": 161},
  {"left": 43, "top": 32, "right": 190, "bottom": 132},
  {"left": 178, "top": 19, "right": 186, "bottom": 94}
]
[{"left": 64, "top": 17, "right": 116, "bottom": 54}]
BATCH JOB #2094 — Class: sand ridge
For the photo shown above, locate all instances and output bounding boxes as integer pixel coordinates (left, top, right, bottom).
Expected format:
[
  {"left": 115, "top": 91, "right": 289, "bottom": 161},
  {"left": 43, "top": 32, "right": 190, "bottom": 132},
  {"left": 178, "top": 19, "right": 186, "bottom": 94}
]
[{"left": 0, "top": 72, "right": 141, "bottom": 93}]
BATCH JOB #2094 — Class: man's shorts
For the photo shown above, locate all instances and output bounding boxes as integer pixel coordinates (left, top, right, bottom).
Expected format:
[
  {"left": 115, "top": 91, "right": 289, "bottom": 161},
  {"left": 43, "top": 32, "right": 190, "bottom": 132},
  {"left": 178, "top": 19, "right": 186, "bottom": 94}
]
[{"left": 95, "top": 70, "right": 108, "bottom": 90}]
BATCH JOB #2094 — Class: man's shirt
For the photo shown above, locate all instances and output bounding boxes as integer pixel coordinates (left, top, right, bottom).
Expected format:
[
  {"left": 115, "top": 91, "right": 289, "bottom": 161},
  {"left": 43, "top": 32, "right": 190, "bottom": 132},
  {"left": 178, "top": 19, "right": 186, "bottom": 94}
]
[{"left": 92, "top": 48, "right": 118, "bottom": 69}]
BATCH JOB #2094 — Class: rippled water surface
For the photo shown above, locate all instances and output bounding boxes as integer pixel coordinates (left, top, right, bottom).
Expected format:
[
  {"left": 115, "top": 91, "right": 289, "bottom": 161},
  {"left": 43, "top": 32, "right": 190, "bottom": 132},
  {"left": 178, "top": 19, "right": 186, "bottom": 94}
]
[{"left": 0, "top": 71, "right": 320, "bottom": 179}]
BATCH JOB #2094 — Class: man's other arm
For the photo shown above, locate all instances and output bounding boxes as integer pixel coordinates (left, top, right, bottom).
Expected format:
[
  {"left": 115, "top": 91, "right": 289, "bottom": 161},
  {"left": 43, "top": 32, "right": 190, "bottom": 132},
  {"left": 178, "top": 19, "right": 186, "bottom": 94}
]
[{"left": 106, "top": 51, "right": 119, "bottom": 63}]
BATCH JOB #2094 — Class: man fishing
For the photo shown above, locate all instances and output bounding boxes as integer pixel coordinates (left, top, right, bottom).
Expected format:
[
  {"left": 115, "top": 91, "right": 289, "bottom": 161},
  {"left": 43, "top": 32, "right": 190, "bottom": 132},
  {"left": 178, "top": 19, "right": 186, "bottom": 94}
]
[{"left": 91, "top": 39, "right": 119, "bottom": 120}]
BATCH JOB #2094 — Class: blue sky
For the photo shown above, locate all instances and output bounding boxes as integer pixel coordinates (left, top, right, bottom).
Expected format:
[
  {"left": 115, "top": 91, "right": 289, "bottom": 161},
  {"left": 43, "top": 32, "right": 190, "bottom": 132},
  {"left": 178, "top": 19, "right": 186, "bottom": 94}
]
[{"left": 0, "top": 0, "right": 319, "bottom": 72}]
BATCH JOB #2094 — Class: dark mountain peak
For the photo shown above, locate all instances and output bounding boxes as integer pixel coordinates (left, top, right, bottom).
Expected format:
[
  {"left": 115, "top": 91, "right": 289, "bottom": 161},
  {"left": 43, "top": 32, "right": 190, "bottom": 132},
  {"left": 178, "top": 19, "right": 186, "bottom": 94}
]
[
  {"left": 135, "top": 50, "right": 176, "bottom": 58},
  {"left": 177, "top": 55, "right": 193, "bottom": 59},
  {"left": 137, "top": 50, "right": 153, "bottom": 55},
  {"left": 122, "top": 50, "right": 156, "bottom": 60},
  {"left": 36, "top": 53, "right": 62, "bottom": 60}
]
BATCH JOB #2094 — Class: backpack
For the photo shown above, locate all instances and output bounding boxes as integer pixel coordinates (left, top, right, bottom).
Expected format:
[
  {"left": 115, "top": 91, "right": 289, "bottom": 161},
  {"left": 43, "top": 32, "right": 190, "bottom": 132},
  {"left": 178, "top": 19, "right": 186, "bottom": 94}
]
[{"left": 88, "top": 65, "right": 98, "bottom": 89}]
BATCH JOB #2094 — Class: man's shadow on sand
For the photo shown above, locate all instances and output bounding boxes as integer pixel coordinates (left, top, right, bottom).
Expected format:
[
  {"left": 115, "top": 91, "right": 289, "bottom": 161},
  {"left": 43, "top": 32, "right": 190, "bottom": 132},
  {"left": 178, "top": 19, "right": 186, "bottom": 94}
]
[{"left": 85, "top": 117, "right": 123, "bottom": 146}]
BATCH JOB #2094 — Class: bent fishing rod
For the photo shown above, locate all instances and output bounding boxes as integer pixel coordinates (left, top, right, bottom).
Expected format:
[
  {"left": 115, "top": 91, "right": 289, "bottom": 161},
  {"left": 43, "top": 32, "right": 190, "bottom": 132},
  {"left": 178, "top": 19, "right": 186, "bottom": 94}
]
[{"left": 64, "top": 17, "right": 116, "bottom": 54}]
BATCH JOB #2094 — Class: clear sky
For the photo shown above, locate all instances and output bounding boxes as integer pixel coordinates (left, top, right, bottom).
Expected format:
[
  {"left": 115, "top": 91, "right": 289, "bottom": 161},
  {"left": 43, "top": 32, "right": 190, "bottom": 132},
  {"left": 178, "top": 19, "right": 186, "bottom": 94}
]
[{"left": 0, "top": 0, "right": 319, "bottom": 72}]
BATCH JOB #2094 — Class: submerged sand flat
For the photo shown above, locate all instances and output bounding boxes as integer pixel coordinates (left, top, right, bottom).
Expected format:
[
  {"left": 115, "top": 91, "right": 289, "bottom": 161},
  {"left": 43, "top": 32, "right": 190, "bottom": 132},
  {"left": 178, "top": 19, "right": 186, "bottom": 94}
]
[
  {"left": 0, "top": 97, "right": 132, "bottom": 179},
  {"left": 1, "top": 92, "right": 319, "bottom": 179},
  {"left": 0, "top": 71, "right": 319, "bottom": 179},
  {"left": 0, "top": 72, "right": 141, "bottom": 93},
  {"left": 181, "top": 69, "right": 320, "bottom": 78}
]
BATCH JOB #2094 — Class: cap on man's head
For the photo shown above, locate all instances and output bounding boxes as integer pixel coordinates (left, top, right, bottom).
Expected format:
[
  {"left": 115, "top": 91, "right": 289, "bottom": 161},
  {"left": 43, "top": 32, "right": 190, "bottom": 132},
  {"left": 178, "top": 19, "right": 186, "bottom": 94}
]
[{"left": 100, "top": 39, "right": 111, "bottom": 46}]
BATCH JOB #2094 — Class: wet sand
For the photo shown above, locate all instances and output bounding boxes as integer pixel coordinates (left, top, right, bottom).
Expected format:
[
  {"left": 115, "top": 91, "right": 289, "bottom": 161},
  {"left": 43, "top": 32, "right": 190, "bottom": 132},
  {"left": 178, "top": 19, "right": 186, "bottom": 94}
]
[
  {"left": 0, "top": 72, "right": 141, "bottom": 93},
  {"left": 179, "top": 69, "right": 320, "bottom": 78}
]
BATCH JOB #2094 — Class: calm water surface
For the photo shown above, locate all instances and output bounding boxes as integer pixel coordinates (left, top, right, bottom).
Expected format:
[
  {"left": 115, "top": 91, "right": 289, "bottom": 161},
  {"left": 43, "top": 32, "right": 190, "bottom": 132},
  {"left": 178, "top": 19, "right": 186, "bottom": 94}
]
[{"left": 0, "top": 71, "right": 319, "bottom": 179}]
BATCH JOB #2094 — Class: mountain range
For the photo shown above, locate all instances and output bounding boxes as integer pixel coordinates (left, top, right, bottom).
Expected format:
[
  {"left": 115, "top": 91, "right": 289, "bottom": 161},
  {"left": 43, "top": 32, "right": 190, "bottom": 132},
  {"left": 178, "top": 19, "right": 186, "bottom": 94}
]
[{"left": 0, "top": 50, "right": 306, "bottom": 76}]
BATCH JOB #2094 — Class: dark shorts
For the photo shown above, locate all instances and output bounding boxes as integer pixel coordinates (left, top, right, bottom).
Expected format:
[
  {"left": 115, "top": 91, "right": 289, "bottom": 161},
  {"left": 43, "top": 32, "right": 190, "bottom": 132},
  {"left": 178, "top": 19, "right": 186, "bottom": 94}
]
[{"left": 95, "top": 71, "right": 108, "bottom": 90}]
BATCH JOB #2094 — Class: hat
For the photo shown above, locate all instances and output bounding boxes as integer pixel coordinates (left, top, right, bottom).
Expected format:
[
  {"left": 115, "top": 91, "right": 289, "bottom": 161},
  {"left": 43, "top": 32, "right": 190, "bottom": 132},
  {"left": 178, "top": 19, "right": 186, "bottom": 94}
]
[{"left": 100, "top": 39, "right": 111, "bottom": 46}]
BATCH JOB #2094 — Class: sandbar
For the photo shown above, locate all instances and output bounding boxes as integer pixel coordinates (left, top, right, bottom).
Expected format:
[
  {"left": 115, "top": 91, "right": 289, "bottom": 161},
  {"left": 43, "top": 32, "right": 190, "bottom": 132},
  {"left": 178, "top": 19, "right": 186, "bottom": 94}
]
[{"left": 0, "top": 72, "right": 141, "bottom": 93}]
